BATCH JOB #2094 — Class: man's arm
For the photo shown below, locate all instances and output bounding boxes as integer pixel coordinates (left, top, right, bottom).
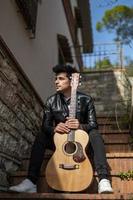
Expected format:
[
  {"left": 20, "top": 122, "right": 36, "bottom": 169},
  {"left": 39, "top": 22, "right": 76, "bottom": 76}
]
[
  {"left": 41, "top": 101, "right": 55, "bottom": 135},
  {"left": 79, "top": 97, "right": 98, "bottom": 132},
  {"left": 42, "top": 99, "right": 71, "bottom": 135},
  {"left": 54, "top": 97, "right": 98, "bottom": 133}
]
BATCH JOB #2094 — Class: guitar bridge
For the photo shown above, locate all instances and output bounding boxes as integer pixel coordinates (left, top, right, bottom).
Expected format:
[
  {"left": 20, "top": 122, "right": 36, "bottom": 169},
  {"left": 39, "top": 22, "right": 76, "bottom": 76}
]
[{"left": 59, "top": 164, "right": 79, "bottom": 170}]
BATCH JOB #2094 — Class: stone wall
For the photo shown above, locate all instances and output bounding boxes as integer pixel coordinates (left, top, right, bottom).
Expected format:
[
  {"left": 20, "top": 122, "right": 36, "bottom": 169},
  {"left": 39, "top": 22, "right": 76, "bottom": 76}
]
[
  {"left": 0, "top": 42, "right": 44, "bottom": 190},
  {"left": 79, "top": 69, "right": 131, "bottom": 117}
]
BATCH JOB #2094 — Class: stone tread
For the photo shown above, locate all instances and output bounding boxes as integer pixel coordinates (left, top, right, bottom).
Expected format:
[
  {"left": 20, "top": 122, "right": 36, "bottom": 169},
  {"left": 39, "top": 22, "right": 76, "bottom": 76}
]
[
  {"left": 100, "top": 129, "right": 129, "bottom": 134},
  {"left": 0, "top": 193, "right": 133, "bottom": 200},
  {"left": 10, "top": 152, "right": 133, "bottom": 177},
  {"left": 9, "top": 170, "right": 132, "bottom": 177},
  {"left": 106, "top": 152, "right": 133, "bottom": 157}
]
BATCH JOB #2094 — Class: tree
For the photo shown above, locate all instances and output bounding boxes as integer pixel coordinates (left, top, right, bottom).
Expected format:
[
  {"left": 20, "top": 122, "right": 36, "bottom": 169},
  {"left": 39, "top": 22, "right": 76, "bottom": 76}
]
[
  {"left": 95, "top": 58, "right": 113, "bottom": 69},
  {"left": 96, "top": 5, "right": 133, "bottom": 44},
  {"left": 125, "top": 56, "right": 133, "bottom": 76}
]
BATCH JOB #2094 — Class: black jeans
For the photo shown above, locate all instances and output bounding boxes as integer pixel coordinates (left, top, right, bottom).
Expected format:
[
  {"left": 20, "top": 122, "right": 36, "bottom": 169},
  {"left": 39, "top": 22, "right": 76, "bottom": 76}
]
[{"left": 27, "top": 129, "right": 109, "bottom": 184}]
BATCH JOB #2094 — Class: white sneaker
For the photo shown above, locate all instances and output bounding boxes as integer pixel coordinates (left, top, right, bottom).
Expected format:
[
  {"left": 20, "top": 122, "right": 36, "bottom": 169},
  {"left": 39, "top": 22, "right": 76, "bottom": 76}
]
[
  {"left": 9, "top": 179, "right": 37, "bottom": 193},
  {"left": 98, "top": 179, "right": 113, "bottom": 194}
]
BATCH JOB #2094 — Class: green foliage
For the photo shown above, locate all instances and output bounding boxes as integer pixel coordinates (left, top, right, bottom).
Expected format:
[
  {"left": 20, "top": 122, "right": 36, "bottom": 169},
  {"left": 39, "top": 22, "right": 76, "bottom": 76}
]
[
  {"left": 125, "top": 57, "right": 133, "bottom": 76},
  {"left": 118, "top": 170, "right": 133, "bottom": 180},
  {"left": 126, "top": 67, "right": 133, "bottom": 77},
  {"left": 96, "top": 22, "right": 103, "bottom": 32},
  {"left": 96, "top": 5, "right": 133, "bottom": 44},
  {"left": 95, "top": 58, "right": 113, "bottom": 69}
]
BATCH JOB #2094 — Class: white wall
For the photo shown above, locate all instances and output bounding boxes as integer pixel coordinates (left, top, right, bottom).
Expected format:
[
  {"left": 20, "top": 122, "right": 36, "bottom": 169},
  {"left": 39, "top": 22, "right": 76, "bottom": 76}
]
[{"left": 0, "top": 0, "right": 77, "bottom": 101}]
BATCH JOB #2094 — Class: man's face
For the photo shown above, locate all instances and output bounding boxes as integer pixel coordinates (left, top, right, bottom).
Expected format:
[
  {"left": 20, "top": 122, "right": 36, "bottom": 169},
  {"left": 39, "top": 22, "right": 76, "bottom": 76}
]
[{"left": 55, "top": 72, "right": 71, "bottom": 93}]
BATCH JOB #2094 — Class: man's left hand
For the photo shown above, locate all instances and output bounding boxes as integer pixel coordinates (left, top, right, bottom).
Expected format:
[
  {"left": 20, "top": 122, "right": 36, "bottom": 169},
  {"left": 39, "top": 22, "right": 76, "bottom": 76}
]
[{"left": 65, "top": 117, "right": 80, "bottom": 129}]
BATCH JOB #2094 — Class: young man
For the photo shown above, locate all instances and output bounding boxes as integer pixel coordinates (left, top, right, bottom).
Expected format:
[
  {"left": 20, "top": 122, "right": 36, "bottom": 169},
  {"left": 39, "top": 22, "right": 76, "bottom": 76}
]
[{"left": 9, "top": 64, "right": 113, "bottom": 194}]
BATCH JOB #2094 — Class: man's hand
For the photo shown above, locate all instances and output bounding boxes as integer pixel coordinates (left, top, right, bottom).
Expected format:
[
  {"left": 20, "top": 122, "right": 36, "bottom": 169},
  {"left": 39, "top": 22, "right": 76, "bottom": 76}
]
[
  {"left": 54, "top": 122, "right": 70, "bottom": 134},
  {"left": 65, "top": 117, "right": 80, "bottom": 130}
]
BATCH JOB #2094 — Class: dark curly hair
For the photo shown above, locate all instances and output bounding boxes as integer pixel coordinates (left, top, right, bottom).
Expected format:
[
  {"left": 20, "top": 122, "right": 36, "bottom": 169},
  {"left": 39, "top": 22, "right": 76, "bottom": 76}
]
[{"left": 52, "top": 64, "right": 78, "bottom": 79}]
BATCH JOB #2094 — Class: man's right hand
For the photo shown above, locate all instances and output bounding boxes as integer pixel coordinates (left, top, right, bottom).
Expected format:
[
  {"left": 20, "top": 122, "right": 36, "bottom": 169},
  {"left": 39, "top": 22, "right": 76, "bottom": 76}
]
[{"left": 54, "top": 122, "right": 70, "bottom": 134}]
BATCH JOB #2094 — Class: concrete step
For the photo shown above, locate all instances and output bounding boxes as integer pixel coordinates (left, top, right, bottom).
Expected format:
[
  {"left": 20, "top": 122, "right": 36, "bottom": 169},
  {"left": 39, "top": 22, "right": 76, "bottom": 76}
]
[
  {"left": 97, "top": 120, "right": 124, "bottom": 125},
  {"left": 97, "top": 116, "right": 129, "bottom": 127},
  {"left": 0, "top": 192, "right": 133, "bottom": 200},
  {"left": 8, "top": 173, "right": 133, "bottom": 194},
  {"left": 19, "top": 152, "right": 133, "bottom": 172},
  {"left": 97, "top": 119, "right": 129, "bottom": 129},
  {"left": 105, "top": 143, "right": 132, "bottom": 152},
  {"left": 96, "top": 112, "right": 128, "bottom": 118},
  {"left": 38, "top": 177, "right": 133, "bottom": 194},
  {"left": 102, "top": 133, "right": 130, "bottom": 144},
  {"left": 98, "top": 123, "right": 129, "bottom": 130},
  {"left": 100, "top": 129, "right": 129, "bottom": 134},
  {"left": 9, "top": 153, "right": 133, "bottom": 194},
  {"left": 9, "top": 173, "right": 133, "bottom": 194},
  {"left": 11, "top": 153, "right": 133, "bottom": 175}
]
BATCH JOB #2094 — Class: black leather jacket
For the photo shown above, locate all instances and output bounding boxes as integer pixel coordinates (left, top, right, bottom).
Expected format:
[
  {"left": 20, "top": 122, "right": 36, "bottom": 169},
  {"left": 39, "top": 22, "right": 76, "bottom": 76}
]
[{"left": 42, "top": 91, "right": 98, "bottom": 135}]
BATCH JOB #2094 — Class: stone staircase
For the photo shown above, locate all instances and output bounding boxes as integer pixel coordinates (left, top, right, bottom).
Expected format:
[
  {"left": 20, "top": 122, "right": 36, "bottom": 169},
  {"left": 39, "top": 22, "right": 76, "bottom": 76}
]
[
  {"left": 0, "top": 69, "right": 133, "bottom": 199},
  {"left": 0, "top": 115, "right": 133, "bottom": 199}
]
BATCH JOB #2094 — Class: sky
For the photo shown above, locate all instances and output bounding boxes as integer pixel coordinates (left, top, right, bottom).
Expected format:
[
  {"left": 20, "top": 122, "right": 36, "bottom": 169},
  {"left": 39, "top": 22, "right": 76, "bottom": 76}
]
[{"left": 90, "top": 0, "right": 133, "bottom": 65}]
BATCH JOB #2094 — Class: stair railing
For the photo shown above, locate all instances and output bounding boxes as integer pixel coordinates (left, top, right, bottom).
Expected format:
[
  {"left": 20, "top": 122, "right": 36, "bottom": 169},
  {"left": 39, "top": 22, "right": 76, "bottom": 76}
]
[{"left": 128, "top": 77, "right": 133, "bottom": 137}]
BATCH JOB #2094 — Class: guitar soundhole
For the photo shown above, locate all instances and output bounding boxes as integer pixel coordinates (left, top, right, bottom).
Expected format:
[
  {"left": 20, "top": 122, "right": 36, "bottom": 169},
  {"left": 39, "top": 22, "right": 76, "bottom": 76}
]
[{"left": 64, "top": 142, "right": 77, "bottom": 154}]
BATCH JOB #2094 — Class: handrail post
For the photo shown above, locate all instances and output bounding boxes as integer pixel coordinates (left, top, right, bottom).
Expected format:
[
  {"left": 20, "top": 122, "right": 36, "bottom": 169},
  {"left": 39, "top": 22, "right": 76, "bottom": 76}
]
[{"left": 129, "top": 77, "right": 133, "bottom": 137}]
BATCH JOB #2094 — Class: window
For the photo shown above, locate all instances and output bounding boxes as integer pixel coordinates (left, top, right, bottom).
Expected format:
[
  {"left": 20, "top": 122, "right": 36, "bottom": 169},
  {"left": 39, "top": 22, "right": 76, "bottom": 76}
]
[
  {"left": 74, "top": 7, "right": 82, "bottom": 28},
  {"left": 57, "top": 34, "right": 73, "bottom": 64},
  {"left": 15, "top": 0, "right": 38, "bottom": 38}
]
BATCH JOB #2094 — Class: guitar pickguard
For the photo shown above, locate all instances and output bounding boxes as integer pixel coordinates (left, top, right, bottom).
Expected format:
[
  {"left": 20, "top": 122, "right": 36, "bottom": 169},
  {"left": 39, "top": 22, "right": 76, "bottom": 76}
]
[{"left": 73, "top": 142, "right": 86, "bottom": 163}]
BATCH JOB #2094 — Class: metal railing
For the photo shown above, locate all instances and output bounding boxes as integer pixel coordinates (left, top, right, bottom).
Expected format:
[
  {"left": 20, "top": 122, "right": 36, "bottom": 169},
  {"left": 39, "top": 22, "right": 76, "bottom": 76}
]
[
  {"left": 128, "top": 77, "right": 133, "bottom": 137},
  {"left": 72, "top": 41, "right": 123, "bottom": 70}
]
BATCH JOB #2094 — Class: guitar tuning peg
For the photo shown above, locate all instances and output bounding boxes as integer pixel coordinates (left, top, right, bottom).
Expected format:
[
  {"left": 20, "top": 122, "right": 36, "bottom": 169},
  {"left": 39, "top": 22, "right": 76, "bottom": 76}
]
[
  {"left": 79, "top": 82, "right": 81, "bottom": 86},
  {"left": 80, "top": 75, "right": 82, "bottom": 78}
]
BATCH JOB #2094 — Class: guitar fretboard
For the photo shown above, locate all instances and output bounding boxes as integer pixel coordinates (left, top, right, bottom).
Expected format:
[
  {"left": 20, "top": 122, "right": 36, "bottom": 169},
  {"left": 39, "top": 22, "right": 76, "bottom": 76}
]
[
  {"left": 69, "top": 89, "right": 76, "bottom": 118},
  {"left": 68, "top": 74, "right": 79, "bottom": 142}
]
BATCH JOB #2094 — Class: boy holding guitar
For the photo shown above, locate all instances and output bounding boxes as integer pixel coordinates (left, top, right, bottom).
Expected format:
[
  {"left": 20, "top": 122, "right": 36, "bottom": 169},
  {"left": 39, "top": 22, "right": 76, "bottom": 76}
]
[{"left": 9, "top": 64, "right": 113, "bottom": 194}]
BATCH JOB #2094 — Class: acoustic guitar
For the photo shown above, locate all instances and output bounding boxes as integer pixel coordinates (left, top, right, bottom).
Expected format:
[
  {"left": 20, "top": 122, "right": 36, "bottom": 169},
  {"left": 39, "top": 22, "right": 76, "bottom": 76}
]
[{"left": 45, "top": 73, "right": 93, "bottom": 192}]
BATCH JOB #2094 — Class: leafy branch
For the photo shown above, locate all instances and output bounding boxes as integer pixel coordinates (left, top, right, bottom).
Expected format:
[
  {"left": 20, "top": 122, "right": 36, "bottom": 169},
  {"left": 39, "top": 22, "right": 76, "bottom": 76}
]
[
  {"left": 118, "top": 170, "right": 133, "bottom": 180},
  {"left": 96, "top": 5, "right": 133, "bottom": 45}
]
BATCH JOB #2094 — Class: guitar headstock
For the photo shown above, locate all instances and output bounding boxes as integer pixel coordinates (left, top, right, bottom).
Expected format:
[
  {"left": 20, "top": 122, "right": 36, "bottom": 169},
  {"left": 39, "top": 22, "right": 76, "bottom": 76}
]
[{"left": 70, "top": 73, "right": 81, "bottom": 89}]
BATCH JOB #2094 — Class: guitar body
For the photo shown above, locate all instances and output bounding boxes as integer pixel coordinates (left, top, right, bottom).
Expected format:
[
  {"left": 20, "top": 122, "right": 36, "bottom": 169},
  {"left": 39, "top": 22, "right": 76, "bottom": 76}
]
[{"left": 45, "top": 129, "right": 93, "bottom": 192}]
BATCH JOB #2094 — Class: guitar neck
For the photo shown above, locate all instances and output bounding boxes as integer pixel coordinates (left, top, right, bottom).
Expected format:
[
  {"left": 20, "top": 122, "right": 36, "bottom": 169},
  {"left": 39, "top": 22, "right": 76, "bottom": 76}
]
[
  {"left": 68, "top": 88, "right": 77, "bottom": 142},
  {"left": 67, "top": 73, "right": 79, "bottom": 142},
  {"left": 69, "top": 88, "right": 77, "bottom": 118}
]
